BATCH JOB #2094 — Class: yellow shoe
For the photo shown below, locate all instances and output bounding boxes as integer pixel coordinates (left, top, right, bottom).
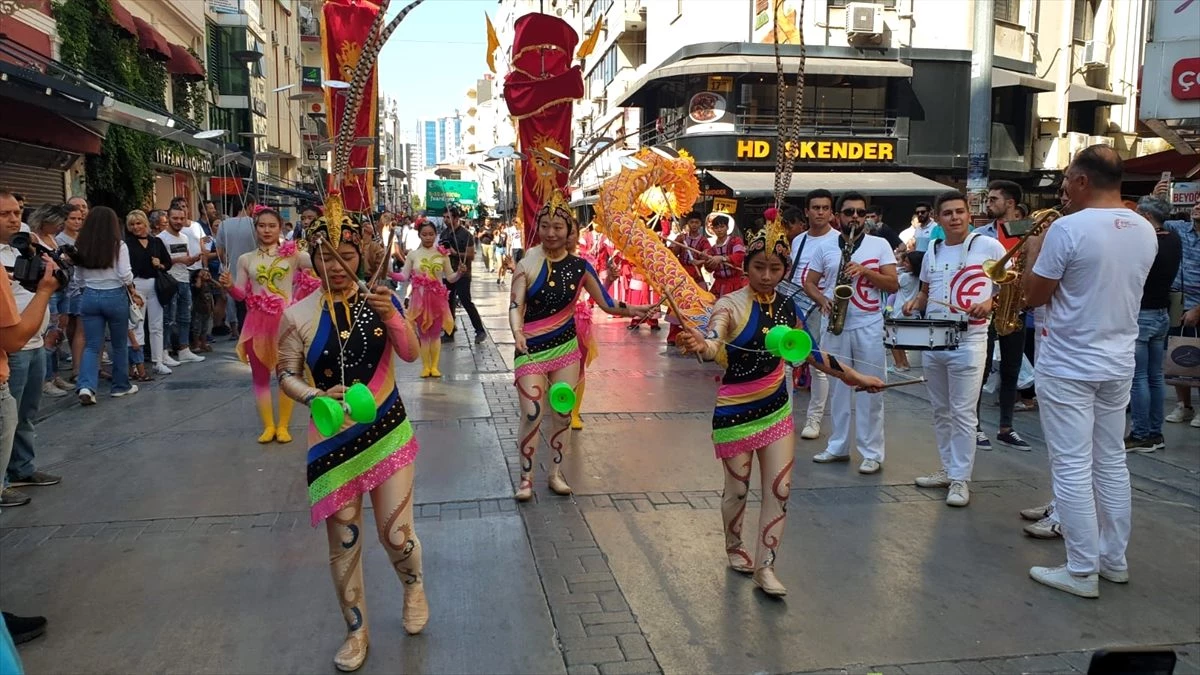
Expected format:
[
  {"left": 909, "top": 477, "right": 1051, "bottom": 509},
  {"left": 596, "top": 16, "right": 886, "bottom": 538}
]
[
  {"left": 257, "top": 427, "right": 276, "bottom": 444},
  {"left": 429, "top": 368, "right": 442, "bottom": 377},
  {"left": 420, "top": 368, "right": 431, "bottom": 378},
  {"left": 570, "top": 415, "right": 584, "bottom": 430},
  {"left": 333, "top": 631, "right": 369, "bottom": 672},
  {"left": 403, "top": 584, "right": 429, "bottom": 635},
  {"left": 275, "top": 427, "right": 292, "bottom": 444}
]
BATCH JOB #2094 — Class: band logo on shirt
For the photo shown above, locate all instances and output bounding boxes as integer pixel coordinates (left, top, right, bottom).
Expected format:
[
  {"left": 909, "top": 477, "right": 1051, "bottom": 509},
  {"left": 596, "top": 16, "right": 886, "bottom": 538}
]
[
  {"left": 851, "top": 258, "right": 881, "bottom": 311},
  {"left": 951, "top": 266, "right": 990, "bottom": 325}
]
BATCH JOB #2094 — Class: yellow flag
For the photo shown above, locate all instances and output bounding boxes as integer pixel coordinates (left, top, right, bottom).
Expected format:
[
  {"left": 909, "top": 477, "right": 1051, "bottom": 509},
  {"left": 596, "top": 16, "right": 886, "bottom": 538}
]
[
  {"left": 576, "top": 19, "right": 604, "bottom": 59},
  {"left": 485, "top": 13, "right": 500, "bottom": 73}
]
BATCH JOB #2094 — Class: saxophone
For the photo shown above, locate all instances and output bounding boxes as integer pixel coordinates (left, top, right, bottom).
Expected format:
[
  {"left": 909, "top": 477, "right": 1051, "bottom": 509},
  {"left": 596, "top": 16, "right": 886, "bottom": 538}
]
[
  {"left": 984, "top": 208, "right": 1060, "bottom": 336},
  {"left": 827, "top": 228, "right": 859, "bottom": 336}
]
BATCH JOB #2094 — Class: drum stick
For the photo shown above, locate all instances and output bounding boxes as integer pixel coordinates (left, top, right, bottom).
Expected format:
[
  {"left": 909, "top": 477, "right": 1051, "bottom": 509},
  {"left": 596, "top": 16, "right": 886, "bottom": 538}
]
[
  {"left": 929, "top": 298, "right": 972, "bottom": 314},
  {"left": 369, "top": 225, "right": 398, "bottom": 287},
  {"left": 315, "top": 234, "right": 371, "bottom": 295},
  {"left": 857, "top": 377, "right": 926, "bottom": 392},
  {"left": 630, "top": 293, "right": 670, "bottom": 328}
]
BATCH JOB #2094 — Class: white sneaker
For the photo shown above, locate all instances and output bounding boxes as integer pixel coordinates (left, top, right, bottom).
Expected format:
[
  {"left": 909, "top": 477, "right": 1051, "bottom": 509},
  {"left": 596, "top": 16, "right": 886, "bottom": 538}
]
[
  {"left": 1023, "top": 516, "right": 1062, "bottom": 539},
  {"left": 153, "top": 363, "right": 173, "bottom": 375},
  {"left": 1029, "top": 564, "right": 1099, "bottom": 598},
  {"left": 42, "top": 381, "right": 68, "bottom": 398},
  {"left": 1020, "top": 502, "right": 1054, "bottom": 521},
  {"left": 100, "top": 352, "right": 112, "bottom": 365},
  {"left": 176, "top": 349, "right": 205, "bottom": 363},
  {"left": 800, "top": 418, "right": 821, "bottom": 440},
  {"left": 1192, "top": 415, "right": 1200, "bottom": 429},
  {"left": 1165, "top": 403, "right": 1194, "bottom": 423},
  {"left": 858, "top": 459, "right": 882, "bottom": 474},
  {"left": 1099, "top": 567, "right": 1129, "bottom": 584},
  {"left": 162, "top": 355, "right": 182, "bottom": 367},
  {"left": 915, "top": 468, "right": 951, "bottom": 488},
  {"left": 946, "top": 480, "right": 970, "bottom": 507},
  {"left": 812, "top": 451, "right": 849, "bottom": 464},
  {"left": 78, "top": 388, "right": 96, "bottom": 406},
  {"left": 111, "top": 384, "right": 138, "bottom": 398}
]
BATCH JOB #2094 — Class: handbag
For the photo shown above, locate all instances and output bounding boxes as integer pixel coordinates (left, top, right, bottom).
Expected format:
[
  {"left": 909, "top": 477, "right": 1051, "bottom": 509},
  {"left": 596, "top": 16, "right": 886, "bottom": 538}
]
[
  {"left": 154, "top": 270, "right": 178, "bottom": 306},
  {"left": 1165, "top": 326, "right": 1200, "bottom": 387}
]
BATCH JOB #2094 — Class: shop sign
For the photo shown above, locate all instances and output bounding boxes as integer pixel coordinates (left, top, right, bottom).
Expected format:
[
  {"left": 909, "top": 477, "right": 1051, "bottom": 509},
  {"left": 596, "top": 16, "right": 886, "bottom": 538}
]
[
  {"left": 155, "top": 146, "right": 214, "bottom": 174},
  {"left": 686, "top": 91, "right": 735, "bottom": 134},
  {"left": 735, "top": 138, "right": 897, "bottom": 162},
  {"left": 1171, "top": 181, "right": 1199, "bottom": 206},
  {"left": 1172, "top": 58, "right": 1200, "bottom": 100},
  {"left": 711, "top": 197, "right": 737, "bottom": 214},
  {"left": 703, "top": 186, "right": 731, "bottom": 198},
  {"left": 210, "top": 176, "right": 245, "bottom": 196},
  {"left": 301, "top": 66, "right": 322, "bottom": 89}
]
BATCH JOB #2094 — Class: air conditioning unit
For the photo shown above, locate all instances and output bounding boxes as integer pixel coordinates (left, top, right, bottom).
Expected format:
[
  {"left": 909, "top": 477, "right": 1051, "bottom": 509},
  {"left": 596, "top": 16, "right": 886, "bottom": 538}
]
[
  {"left": 1087, "top": 134, "right": 1115, "bottom": 148},
  {"left": 846, "top": 3, "right": 884, "bottom": 37},
  {"left": 283, "top": 45, "right": 290, "bottom": 59},
  {"left": 1062, "top": 131, "right": 1090, "bottom": 165},
  {"left": 271, "top": 31, "right": 278, "bottom": 45},
  {"left": 1081, "top": 41, "right": 1109, "bottom": 69}
]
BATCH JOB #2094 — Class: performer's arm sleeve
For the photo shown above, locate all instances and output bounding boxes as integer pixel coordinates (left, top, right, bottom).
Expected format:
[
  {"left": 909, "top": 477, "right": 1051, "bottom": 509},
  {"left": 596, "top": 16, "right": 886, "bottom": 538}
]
[
  {"left": 727, "top": 239, "right": 746, "bottom": 268},
  {"left": 509, "top": 260, "right": 529, "bottom": 337},
  {"left": 582, "top": 260, "right": 618, "bottom": 310},
  {"left": 385, "top": 293, "right": 419, "bottom": 363},
  {"left": 443, "top": 254, "right": 462, "bottom": 283},
  {"left": 276, "top": 313, "right": 321, "bottom": 404},
  {"left": 228, "top": 255, "right": 249, "bottom": 301}
]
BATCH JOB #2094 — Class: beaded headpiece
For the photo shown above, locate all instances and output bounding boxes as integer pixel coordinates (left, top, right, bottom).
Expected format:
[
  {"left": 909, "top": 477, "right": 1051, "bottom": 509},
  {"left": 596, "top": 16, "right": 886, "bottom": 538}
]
[
  {"left": 535, "top": 189, "right": 574, "bottom": 229},
  {"left": 745, "top": 212, "right": 791, "bottom": 268},
  {"left": 301, "top": 194, "right": 359, "bottom": 251}
]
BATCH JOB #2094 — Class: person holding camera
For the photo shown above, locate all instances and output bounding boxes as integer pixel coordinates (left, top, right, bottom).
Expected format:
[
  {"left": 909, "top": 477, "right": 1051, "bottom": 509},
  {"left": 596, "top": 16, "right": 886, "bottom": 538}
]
[
  {"left": 73, "top": 206, "right": 140, "bottom": 405},
  {"left": 0, "top": 202, "right": 65, "bottom": 508}
]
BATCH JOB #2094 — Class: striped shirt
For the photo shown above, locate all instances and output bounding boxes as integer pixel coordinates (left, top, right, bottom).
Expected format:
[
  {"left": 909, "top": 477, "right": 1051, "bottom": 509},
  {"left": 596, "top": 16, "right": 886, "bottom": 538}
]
[{"left": 1165, "top": 219, "right": 1200, "bottom": 310}]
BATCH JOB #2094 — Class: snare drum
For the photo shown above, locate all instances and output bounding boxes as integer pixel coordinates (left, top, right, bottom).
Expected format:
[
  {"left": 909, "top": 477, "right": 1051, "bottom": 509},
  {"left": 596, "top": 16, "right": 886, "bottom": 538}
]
[{"left": 883, "top": 318, "right": 965, "bottom": 351}]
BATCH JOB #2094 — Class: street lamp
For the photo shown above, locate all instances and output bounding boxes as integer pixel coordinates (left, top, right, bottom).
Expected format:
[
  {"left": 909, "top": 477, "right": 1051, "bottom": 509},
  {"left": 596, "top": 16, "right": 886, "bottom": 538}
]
[{"left": 238, "top": 131, "right": 267, "bottom": 200}]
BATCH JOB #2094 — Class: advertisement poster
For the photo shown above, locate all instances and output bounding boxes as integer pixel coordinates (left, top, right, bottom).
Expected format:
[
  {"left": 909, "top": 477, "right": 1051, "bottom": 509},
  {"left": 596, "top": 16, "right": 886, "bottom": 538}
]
[
  {"left": 752, "top": 0, "right": 801, "bottom": 44},
  {"left": 685, "top": 91, "right": 735, "bottom": 134},
  {"left": 425, "top": 180, "right": 479, "bottom": 216}
]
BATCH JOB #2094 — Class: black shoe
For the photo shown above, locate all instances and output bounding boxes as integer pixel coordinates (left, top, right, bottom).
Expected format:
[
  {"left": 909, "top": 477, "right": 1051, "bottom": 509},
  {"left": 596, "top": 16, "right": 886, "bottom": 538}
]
[
  {"left": 441, "top": 333, "right": 454, "bottom": 343},
  {"left": 2, "top": 611, "right": 47, "bottom": 645},
  {"left": 474, "top": 332, "right": 487, "bottom": 344},
  {"left": 0, "top": 487, "right": 31, "bottom": 507}
]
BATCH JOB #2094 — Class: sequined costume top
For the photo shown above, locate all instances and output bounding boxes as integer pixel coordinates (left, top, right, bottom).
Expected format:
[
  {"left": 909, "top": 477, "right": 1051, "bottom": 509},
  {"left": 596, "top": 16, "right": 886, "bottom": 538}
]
[
  {"left": 277, "top": 290, "right": 419, "bottom": 525},
  {"left": 514, "top": 248, "right": 605, "bottom": 378},
  {"left": 709, "top": 288, "right": 799, "bottom": 458}
]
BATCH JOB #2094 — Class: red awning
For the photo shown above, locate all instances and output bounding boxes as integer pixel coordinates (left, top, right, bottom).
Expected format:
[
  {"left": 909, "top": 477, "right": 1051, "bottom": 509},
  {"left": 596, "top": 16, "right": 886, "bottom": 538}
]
[
  {"left": 1123, "top": 150, "right": 1200, "bottom": 180},
  {"left": 167, "top": 44, "right": 205, "bottom": 80},
  {"left": 132, "top": 16, "right": 171, "bottom": 61},
  {"left": 109, "top": 0, "right": 138, "bottom": 36}
]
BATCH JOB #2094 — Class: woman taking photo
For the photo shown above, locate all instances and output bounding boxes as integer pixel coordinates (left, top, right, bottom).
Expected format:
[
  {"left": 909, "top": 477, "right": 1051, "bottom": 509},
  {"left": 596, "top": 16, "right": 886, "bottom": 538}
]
[
  {"left": 276, "top": 214, "right": 428, "bottom": 671},
  {"left": 509, "top": 192, "right": 652, "bottom": 501},
  {"left": 73, "top": 206, "right": 139, "bottom": 404},
  {"left": 125, "top": 210, "right": 172, "bottom": 376}
]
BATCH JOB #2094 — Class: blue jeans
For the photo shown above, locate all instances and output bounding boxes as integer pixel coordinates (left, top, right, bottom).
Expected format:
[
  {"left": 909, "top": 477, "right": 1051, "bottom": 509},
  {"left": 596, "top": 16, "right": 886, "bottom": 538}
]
[
  {"left": 78, "top": 287, "right": 131, "bottom": 394},
  {"left": 162, "top": 280, "right": 192, "bottom": 351},
  {"left": 1130, "top": 308, "right": 1169, "bottom": 439},
  {"left": 5, "top": 348, "right": 45, "bottom": 483}
]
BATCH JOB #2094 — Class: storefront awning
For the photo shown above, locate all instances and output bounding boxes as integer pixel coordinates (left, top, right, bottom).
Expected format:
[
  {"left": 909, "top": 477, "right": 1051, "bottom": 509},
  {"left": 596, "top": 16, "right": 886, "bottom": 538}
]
[
  {"left": 1067, "top": 84, "right": 1126, "bottom": 106},
  {"left": 992, "top": 68, "right": 1055, "bottom": 92},
  {"left": 109, "top": 0, "right": 138, "bottom": 36},
  {"left": 616, "top": 56, "right": 912, "bottom": 107},
  {"left": 96, "top": 98, "right": 228, "bottom": 155},
  {"left": 167, "top": 44, "right": 206, "bottom": 80},
  {"left": 707, "top": 170, "right": 952, "bottom": 198},
  {"left": 132, "top": 17, "right": 171, "bottom": 61},
  {"left": 1123, "top": 149, "right": 1200, "bottom": 180}
]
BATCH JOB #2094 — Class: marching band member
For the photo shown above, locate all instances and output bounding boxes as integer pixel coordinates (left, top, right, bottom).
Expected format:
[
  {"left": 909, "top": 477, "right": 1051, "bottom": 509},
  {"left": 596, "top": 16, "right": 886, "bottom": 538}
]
[
  {"left": 678, "top": 217, "right": 885, "bottom": 596},
  {"left": 1021, "top": 146, "right": 1156, "bottom": 598},
  {"left": 904, "top": 191, "right": 1006, "bottom": 507},
  {"left": 804, "top": 192, "right": 898, "bottom": 474},
  {"left": 790, "top": 191, "right": 840, "bottom": 440},
  {"left": 509, "top": 192, "right": 652, "bottom": 501}
]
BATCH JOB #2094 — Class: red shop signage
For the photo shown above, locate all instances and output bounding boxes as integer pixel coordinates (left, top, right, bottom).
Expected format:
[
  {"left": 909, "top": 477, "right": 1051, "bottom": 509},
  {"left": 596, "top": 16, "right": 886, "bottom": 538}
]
[{"left": 1171, "top": 57, "right": 1200, "bottom": 100}]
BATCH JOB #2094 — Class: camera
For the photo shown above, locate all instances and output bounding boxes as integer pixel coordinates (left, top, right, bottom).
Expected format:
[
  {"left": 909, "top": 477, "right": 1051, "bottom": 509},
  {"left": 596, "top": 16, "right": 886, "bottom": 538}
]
[{"left": 8, "top": 232, "right": 74, "bottom": 292}]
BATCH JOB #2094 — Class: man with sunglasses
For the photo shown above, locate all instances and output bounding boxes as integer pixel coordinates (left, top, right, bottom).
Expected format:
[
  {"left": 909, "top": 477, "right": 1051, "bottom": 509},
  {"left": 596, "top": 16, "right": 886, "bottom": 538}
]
[
  {"left": 901, "top": 203, "right": 935, "bottom": 252},
  {"left": 439, "top": 204, "right": 487, "bottom": 345},
  {"left": 806, "top": 192, "right": 898, "bottom": 474}
]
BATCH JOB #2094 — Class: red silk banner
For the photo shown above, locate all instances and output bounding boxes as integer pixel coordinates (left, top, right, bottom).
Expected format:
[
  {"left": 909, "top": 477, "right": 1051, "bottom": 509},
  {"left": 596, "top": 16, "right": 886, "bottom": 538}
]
[
  {"left": 322, "top": 0, "right": 378, "bottom": 212},
  {"left": 502, "top": 13, "right": 584, "bottom": 247}
]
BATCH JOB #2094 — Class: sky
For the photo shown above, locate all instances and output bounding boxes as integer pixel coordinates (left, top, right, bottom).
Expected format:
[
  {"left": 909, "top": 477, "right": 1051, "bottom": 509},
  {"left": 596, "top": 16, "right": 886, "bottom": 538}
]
[{"left": 376, "top": 0, "right": 496, "bottom": 136}]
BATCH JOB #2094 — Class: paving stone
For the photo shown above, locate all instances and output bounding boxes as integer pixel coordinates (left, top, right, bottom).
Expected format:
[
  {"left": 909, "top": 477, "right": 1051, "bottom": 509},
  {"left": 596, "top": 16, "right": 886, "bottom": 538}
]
[
  {"left": 580, "top": 555, "right": 609, "bottom": 573},
  {"left": 598, "top": 659, "right": 662, "bottom": 675},
  {"left": 581, "top": 611, "right": 635, "bottom": 626},
  {"left": 570, "top": 581, "right": 619, "bottom": 594},
  {"left": 596, "top": 590, "right": 629, "bottom": 613},
  {"left": 616, "top": 634, "right": 654, "bottom": 662},
  {"left": 552, "top": 602, "right": 604, "bottom": 616},
  {"left": 584, "top": 622, "right": 643, "bottom": 637},
  {"left": 563, "top": 648, "right": 626, "bottom": 667},
  {"left": 555, "top": 613, "right": 587, "bottom": 639},
  {"left": 567, "top": 666, "right": 601, "bottom": 675},
  {"left": 561, "top": 635, "right": 619, "bottom": 652},
  {"left": 1052, "top": 651, "right": 1091, "bottom": 673}
]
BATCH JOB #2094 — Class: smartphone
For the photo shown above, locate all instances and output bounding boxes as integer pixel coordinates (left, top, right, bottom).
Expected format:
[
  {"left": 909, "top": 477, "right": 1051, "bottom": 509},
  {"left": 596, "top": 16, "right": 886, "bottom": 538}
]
[
  {"left": 1001, "top": 218, "right": 1035, "bottom": 238},
  {"left": 1161, "top": 171, "right": 1174, "bottom": 203}
]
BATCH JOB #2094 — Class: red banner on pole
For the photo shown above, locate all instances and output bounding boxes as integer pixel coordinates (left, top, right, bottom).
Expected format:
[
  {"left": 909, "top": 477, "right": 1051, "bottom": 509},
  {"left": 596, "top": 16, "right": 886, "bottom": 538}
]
[
  {"left": 502, "top": 13, "right": 584, "bottom": 247},
  {"left": 322, "top": 0, "right": 378, "bottom": 213}
]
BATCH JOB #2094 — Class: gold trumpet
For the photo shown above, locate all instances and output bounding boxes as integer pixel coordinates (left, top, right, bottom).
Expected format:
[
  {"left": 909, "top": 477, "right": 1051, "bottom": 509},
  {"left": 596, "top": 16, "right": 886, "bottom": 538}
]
[{"left": 982, "top": 208, "right": 1060, "bottom": 335}]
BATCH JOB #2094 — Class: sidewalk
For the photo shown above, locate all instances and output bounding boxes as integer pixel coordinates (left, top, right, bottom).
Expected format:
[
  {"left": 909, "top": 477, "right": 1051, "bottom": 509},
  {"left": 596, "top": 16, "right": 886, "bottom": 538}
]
[{"left": 2, "top": 264, "right": 1198, "bottom": 674}]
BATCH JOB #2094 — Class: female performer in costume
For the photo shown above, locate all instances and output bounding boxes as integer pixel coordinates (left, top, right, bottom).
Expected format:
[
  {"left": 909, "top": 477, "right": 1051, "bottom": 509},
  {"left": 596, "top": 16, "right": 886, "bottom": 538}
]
[
  {"left": 677, "top": 219, "right": 885, "bottom": 597},
  {"left": 510, "top": 192, "right": 653, "bottom": 501},
  {"left": 219, "top": 208, "right": 319, "bottom": 443},
  {"left": 567, "top": 228, "right": 599, "bottom": 431},
  {"left": 705, "top": 214, "right": 748, "bottom": 298},
  {"left": 396, "top": 220, "right": 461, "bottom": 377},
  {"left": 276, "top": 214, "right": 428, "bottom": 671}
]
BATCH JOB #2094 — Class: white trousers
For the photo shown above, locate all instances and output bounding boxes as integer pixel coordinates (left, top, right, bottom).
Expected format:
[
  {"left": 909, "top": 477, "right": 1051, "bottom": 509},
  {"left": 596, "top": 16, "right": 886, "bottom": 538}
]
[
  {"left": 822, "top": 321, "right": 886, "bottom": 461},
  {"left": 133, "top": 277, "right": 164, "bottom": 365},
  {"left": 1038, "top": 374, "right": 1131, "bottom": 575},
  {"left": 805, "top": 312, "right": 828, "bottom": 422},
  {"left": 922, "top": 342, "right": 987, "bottom": 481}
]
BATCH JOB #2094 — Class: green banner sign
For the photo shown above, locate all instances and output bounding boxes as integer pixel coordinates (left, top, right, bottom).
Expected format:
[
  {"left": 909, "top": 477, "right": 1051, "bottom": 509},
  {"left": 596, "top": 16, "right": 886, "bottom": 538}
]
[{"left": 425, "top": 180, "right": 478, "bottom": 216}]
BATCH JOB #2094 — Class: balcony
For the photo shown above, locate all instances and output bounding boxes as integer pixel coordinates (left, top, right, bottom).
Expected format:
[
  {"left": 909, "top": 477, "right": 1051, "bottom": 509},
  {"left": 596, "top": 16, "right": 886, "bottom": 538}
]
[{"left": 641, "top": 109, "right": 899, "bottom": 147}]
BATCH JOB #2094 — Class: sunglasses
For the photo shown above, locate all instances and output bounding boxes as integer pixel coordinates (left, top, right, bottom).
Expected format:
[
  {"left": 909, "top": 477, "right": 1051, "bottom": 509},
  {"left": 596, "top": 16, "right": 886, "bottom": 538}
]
[
  {"left": 841, "top": 208, "right": 867, "bottom": 217},
  {"left": 915, "top": 210, "right": 929, "bottom": 216}
]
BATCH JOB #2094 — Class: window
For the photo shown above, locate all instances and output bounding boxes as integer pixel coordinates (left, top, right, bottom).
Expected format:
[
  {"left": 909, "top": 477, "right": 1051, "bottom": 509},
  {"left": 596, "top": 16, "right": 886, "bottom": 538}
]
[
  {"left": 588, "top": 44, "right": 620, "bottom": 90},
  {"left": 994, "top": 0, "right": 1020, "bottom": 23},
  {"left": 1073, "top": 0, "right": 1098, "bottom": 42},
  {"left": 828, "top": 0, "right": 898, "bottom": 8},
  {"left": 584, "top": 0, "right": 602, "bottom": 32}
]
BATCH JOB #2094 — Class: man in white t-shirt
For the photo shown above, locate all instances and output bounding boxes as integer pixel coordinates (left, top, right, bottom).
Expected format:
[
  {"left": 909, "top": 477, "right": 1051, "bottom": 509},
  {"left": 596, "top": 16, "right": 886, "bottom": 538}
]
[
  {"left": 804, "top": 192, "right": 898, "bottom": 474},
  {"left": 905, "top": 191, "right": 1006, "bottom": 507},
  {"left": 157, "top": 206, "right": 206, "bottom": 364},
  {"left": 506, "top": 221, "right": 524, "bottom": 263},
  {"left": 1022, "top": 145, "right": 1157, "bottom": 598},
  {"left": 787, "top": 191, "right": 840, "bottom": 440}
]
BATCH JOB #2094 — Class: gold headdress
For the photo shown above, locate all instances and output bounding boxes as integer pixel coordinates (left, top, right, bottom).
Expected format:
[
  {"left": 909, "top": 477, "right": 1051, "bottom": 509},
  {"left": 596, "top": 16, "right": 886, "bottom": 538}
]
[
  {"left": 303, "top": 195, "right": 360, "bottom": 250},
  {"left": 746, "top": 215, "right": 790, "bottom": 267},
  {"left": 535, "top": 188, "right": 574, "bottom": 228}
]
